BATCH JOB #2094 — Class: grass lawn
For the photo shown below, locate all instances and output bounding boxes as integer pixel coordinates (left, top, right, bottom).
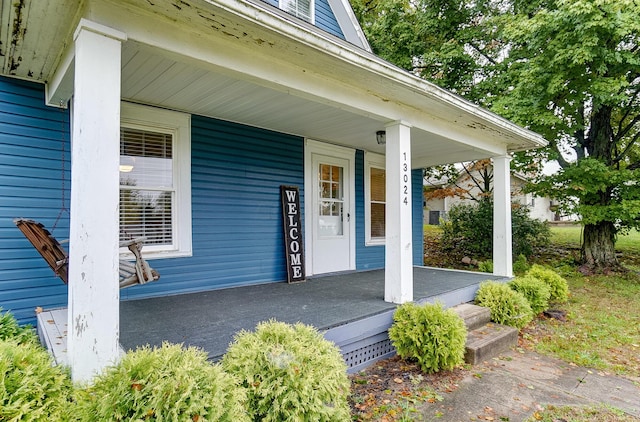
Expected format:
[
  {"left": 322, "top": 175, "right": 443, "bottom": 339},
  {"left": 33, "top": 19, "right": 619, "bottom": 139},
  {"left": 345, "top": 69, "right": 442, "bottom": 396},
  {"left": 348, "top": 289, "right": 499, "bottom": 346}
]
[
  {"left": 527, "top": 405, "right": 640, "bottom": 422},
  {"left": 550, "top": 225, "right": 640, "bottom": 254},
  {"left": 520, "top": 270, "right": 640, "bottom": 376}
]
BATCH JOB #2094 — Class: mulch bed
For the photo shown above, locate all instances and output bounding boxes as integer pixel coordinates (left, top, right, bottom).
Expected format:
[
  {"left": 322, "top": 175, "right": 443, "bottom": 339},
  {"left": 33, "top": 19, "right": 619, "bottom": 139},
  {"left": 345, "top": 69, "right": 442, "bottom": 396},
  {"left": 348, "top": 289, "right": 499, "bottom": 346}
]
[{"left": 349, "top": 356, "right": 469, "bottom": 421}]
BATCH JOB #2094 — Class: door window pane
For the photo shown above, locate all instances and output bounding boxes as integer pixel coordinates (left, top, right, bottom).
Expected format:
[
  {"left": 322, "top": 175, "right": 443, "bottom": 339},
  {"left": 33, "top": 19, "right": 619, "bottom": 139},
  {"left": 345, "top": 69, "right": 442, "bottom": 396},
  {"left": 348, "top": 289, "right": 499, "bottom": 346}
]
[{"left": 318, "top": 164, "right": 344, "bottom": 236}]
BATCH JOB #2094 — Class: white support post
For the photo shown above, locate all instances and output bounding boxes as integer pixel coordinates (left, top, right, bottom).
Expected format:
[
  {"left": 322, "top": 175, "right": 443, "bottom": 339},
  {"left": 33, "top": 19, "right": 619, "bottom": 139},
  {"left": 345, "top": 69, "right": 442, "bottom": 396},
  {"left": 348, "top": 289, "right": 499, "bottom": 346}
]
[
  {"left": 384, "top": 121, "right": 413, "bottom": 303},
  {"left": 67, "top": 19, "right": 126, "bottom": 383},
  {"left": 492, "top": 155, "right": 513, "bottom": 277}
]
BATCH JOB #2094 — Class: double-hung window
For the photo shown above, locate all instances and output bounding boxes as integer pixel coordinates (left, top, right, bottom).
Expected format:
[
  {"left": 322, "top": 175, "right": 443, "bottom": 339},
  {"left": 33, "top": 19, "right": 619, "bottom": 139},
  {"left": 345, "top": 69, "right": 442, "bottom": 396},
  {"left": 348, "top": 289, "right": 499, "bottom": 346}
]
[
  {"left": 365, "top": 153, "right": 385, "bottom": 245},
  {"left": 119, "top": 103, "right": 192, "bottom": 259},
  {"left": 279, "top": 0, "right": 314, "bottom": 23}
]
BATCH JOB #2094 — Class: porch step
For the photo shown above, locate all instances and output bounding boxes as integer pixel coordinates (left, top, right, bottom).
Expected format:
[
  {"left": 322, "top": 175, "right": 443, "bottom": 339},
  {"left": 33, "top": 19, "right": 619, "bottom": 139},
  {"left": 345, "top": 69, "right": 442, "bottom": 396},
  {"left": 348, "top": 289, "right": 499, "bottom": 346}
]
[
  {"left": 452, "top": 303, "right": 518, "bottom": 365},
  {"left": 452, "top": 303, "right": 491, "bottom": 330},
  {"left": 464, "top": 322, "right": 518, "bottom": 365}
]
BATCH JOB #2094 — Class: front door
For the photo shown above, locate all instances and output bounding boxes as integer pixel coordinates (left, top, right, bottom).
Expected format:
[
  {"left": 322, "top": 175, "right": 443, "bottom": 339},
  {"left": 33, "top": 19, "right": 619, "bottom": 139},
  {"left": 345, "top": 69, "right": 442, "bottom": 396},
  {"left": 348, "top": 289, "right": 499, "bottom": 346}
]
[{"left": 310, "top": 153, "right": 352, "bottom": 274}]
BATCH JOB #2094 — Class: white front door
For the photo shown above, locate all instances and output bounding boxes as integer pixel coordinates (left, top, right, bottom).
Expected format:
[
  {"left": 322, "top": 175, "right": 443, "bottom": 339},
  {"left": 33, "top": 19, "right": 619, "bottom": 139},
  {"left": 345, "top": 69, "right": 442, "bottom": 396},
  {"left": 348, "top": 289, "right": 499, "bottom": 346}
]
[{"left": 305, "top": 141, "right": 355, "bottom": 275}]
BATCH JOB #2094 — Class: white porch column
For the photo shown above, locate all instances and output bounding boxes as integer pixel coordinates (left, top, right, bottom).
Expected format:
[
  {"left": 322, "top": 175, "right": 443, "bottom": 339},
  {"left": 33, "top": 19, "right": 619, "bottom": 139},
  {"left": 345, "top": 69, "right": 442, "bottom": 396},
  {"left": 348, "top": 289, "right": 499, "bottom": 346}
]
[
  {"left": 68, "top": 19, "right": 126, "bottom": 382},
  {"left": 384, "top": 121, "right": 413, "bottom": 303},
  {"left": 492, "top": 155, "right": 513, "bottom": 277}
]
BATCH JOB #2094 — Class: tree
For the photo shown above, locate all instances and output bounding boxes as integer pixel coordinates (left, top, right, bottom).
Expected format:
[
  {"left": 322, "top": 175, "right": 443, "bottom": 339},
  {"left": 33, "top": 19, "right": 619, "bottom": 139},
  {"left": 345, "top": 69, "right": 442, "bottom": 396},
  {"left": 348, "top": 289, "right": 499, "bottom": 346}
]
[
  {"left": 423, "top": 160, "right": 493, "bottom": 202},
  {"left": 352, "top": 0, "right": 640, "bottom": 272}
]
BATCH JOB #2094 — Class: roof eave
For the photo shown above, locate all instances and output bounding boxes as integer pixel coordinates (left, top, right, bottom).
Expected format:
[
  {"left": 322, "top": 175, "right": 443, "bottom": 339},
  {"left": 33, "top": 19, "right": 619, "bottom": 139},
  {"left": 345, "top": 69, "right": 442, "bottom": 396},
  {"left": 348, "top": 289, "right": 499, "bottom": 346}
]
[{"left": 203, "top": 0, "right": 546, "bottom": 151}]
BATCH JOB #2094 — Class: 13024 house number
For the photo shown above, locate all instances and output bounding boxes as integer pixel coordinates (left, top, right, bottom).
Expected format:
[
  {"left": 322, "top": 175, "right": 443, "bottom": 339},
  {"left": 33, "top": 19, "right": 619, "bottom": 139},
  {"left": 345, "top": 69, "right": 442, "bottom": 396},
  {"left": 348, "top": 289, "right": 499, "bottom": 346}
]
[{"left": 403, "top": 152, "right": 409, "bottom": 205}]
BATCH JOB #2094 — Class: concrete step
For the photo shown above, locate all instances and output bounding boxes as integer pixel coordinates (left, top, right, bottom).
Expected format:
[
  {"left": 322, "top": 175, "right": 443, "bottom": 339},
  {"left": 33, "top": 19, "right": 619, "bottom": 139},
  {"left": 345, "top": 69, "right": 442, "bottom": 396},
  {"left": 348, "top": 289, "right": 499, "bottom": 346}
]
[
  {"left": 452, "top": 303, "right": 491, "bottom": 331},
  {"left": 464, "top": 323, "right": 519, "bottom": 365}
]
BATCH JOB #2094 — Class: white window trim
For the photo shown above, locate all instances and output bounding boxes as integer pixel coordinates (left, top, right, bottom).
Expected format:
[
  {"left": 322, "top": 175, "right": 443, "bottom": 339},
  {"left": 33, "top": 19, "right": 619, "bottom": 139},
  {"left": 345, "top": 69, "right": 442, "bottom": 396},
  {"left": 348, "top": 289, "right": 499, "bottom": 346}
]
[
  {"left": 120, "top": 102, "right": 192, "bottom": 260},
  {"left": 279, "top": 0, "right": 315, "bottom": 23},
  {"left": 365, "top": 152, "right": 385, "bottom": 246}
]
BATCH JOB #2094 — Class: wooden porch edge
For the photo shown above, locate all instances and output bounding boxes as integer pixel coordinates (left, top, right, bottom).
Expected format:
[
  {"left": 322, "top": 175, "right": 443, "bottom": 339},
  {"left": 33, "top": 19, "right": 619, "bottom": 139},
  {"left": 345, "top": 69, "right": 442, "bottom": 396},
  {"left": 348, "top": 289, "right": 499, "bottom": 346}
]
[{"left": 36, "top": 308, "right": 125, "bottom": 368}]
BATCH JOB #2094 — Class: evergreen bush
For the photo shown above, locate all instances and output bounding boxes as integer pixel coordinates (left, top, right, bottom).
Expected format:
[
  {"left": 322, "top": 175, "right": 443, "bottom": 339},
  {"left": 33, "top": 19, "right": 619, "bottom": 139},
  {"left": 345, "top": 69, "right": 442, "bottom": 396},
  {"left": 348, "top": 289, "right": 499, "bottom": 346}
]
[
  {"left": 72, "top": 342, "right": 248, "bottom": 422},
  {"left": 513, "top": 254, "right": 530, "bottom": 275},
  {"left": 478, "top": 260, "right": 493, "bottom": 273},
  {"left": 388, "top": 302, "right": 467, "bottom": 373},
  {"left": 526, "top": 264, "right": 570, "bottom": 303},
  {"left": 441, "top": 199, "right": 550, "bottom": 259},
  {"left": 222, "top": 320, "right": 350, "bottom": 422},
  {"left": 0, "top": 308, "right": 38, "bottom": 344},
  {"left": 509, "top": 275, "right": 551, "bottom": 314},
  {"left": 475, "top": 281, "right": 534, "bottom": 329},
  {"left": 0, "top": 339, "right": 72, "bottom": 421}
]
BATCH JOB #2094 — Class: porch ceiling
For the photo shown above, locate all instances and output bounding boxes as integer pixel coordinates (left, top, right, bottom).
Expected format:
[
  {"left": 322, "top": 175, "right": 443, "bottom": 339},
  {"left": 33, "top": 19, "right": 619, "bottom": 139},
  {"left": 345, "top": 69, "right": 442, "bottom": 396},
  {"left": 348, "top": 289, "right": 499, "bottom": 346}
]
[
  {"left": 1, "top": 0, "right": 546, "bottom": 168},
  {"left": 120, "top": 41, "right": 466, "bottom": 167}
]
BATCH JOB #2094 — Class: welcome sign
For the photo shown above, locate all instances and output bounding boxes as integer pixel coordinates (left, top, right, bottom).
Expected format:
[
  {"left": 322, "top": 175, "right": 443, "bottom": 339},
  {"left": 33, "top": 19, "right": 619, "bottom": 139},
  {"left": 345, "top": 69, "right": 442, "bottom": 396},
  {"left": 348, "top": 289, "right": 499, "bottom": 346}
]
[{"left": 280, "top": 185, "right": 305, "bottom": 283}]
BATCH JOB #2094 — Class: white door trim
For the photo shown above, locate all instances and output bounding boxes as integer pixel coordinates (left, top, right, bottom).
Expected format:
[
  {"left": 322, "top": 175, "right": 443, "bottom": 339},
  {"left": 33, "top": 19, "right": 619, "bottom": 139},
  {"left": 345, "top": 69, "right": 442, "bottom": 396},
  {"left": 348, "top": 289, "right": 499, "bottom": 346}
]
[{"left": 304, "top": 139, "right": 356, "bottom": 276}]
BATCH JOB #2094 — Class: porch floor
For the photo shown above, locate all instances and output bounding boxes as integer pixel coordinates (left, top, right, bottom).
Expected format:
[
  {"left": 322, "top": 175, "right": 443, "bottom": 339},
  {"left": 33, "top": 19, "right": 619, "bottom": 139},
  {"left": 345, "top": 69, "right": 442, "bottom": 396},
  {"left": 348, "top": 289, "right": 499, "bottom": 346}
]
[{"left": 119, "top": 267, "right": 503, "bottom": 360}]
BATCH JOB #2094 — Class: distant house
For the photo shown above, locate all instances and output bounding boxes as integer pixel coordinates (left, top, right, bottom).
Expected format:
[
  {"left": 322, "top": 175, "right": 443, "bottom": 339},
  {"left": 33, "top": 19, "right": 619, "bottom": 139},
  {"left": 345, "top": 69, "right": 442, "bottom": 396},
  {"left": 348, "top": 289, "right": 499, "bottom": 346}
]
[
  {"left": 424, "top": 165, "right": 569, "bottom": 224},
  {"left": 0, "top": 0, "right": 545, "bottom": 380}
]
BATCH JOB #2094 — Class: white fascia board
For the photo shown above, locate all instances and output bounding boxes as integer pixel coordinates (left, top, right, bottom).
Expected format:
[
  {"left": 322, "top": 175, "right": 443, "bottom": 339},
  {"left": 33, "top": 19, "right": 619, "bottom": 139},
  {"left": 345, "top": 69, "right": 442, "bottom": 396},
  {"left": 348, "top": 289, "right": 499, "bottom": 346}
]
[
  {"left": 46, "top": 43, "right": 74, "bottom": 108},
  {"left": 325, "top": 0, "right": 371, "bottom": 52}
]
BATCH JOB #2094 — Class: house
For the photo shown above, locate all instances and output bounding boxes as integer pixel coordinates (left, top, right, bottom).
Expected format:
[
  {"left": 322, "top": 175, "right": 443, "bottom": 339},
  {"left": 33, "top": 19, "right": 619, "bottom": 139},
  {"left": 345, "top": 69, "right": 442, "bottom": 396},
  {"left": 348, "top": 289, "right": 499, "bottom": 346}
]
[
  {"left": 424, "top": 163, "right": 569, "bottom": 223},
  {"left": 0, "top": 0, "right": 545, "bottom": 381}
]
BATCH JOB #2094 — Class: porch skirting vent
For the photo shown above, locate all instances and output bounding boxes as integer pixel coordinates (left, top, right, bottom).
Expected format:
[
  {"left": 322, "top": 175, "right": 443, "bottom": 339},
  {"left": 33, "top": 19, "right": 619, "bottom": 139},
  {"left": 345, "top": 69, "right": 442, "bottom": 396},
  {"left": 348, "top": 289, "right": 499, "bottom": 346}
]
[{"left": 341, "top": 338, "right": 396, "bottom": 372}]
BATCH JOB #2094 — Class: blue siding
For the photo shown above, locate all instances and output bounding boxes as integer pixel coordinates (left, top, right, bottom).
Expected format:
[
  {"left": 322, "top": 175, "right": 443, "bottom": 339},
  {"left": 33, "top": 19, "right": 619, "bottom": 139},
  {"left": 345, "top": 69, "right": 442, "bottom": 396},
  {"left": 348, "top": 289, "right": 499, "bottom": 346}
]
[
  {"left": 315, "top": 0, "right": 344, "bottom": 38},
  {"left": 355, "top": 151, "right": 424, "bottom": 270},
  {"left": 259, "top": 0, "right": 345, "bottom": 39},
  {"left": 355, "top": 150, "right": 383, "bottom": 270},
  {"left": 412, "top": 169, "right": 424, "bottom": 266},
  {"left": 0, "top": 76, "right": 422, "bottom": 327},
  {"left": 121, "top": 116, "right": 305, "bottom": 300},
  {"left": 0, "top": 76, "right": 70, "bottom": 326}
]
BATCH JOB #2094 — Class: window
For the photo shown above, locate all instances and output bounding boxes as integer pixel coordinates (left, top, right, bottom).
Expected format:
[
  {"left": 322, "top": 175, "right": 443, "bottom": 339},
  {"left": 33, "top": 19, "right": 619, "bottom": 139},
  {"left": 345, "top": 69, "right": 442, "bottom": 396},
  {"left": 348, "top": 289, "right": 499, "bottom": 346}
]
[
  {"left": 120, "top": 103, "right": 191, "bottom": 258},
  {"left": 279, "top": 0, "right": 314, "bottom": 23},
  {"left": 365, "top": 153, "right": 385, "bottom": 245}
]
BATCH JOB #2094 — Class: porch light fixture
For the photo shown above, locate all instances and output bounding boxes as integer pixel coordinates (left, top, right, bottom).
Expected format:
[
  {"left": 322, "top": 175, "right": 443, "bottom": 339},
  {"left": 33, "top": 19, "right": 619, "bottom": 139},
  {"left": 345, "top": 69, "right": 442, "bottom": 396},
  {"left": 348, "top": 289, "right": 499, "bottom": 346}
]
[
  {"left": 119, "top": 164, "right": 134, "bottom": 173},
  {"left": 376, "top": 130, "right": 386, "bottom": 145}
]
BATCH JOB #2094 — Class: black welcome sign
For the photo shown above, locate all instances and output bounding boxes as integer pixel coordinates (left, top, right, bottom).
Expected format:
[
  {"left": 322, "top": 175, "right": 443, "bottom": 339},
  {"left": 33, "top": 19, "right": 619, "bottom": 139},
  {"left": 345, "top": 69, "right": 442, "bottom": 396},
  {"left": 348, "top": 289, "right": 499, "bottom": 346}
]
[{"left": 280, "top": 185, "right": 305, "bottom": 283}]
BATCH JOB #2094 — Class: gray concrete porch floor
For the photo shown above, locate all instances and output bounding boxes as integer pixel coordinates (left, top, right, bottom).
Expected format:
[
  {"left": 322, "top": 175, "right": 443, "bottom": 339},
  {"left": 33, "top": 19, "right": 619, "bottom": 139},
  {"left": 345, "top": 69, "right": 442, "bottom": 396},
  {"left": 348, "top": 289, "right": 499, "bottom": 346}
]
[{"left": 120, "top": 267, "right": 503, "bottom": 359}]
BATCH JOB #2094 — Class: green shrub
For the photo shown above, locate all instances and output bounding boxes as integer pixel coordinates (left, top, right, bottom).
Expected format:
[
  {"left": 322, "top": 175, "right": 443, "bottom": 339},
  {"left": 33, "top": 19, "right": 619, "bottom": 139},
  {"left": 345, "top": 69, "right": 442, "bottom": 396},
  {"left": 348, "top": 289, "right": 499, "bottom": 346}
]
[
  {"left": 0, "top": 339, "right": 72, "bottom": 421},
  {"left": 478, "top": 260, "right": 493, "bottom": 273},
  {"left": 222, "top": 320, "right": 350, "bottom": 422},
  {"left": 73, "top": 342, "right": 248, "bottom": 422},
  {"left": 475, "top": 281, "right": 534, "bottom": 329},
  {"left": 509, "top": 275, "right": 551, "bottom": 315},
  {"left": 441, "top": 199, "right": 550, "bottom": 259},
  {"left": 527, "top": 264, "right": 570, "bottom": 303},
  {"left": 0, "top": 308, "right": 38, "bottom": 344},
  {"left": 388, "top": 302, "right": 467, "bottom": 373},
  {"left": 513, "top": 254, "right": 530, "bottom": 275}
]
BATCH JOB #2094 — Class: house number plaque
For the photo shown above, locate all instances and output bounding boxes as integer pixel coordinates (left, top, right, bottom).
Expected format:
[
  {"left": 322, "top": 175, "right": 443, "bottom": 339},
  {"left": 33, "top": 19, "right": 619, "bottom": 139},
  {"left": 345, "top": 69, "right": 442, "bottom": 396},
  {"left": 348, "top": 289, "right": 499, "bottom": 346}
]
[{"left": 280, "top": 185, "right": 306, "bottom": 283}]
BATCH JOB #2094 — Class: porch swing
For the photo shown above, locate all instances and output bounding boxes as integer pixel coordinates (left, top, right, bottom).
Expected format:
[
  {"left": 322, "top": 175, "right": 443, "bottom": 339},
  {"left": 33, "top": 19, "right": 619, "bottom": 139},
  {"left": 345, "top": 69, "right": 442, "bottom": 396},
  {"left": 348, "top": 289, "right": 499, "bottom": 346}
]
[
  {"left": 15, "top": 218, "right": 160, "bottom": 288},
  {"left": 14, "top": 108, "right": 159, "bottom": 289}
]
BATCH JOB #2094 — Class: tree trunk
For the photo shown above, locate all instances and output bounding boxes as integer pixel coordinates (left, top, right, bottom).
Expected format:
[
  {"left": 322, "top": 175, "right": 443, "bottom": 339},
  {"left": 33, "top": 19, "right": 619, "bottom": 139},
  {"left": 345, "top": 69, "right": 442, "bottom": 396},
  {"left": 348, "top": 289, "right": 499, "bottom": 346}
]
[
  {"left": 581, "top": 221, "right": 619, "bottom": 273},
  {"left": 579, "top": 104, "right": 621, "bottom": 274}
]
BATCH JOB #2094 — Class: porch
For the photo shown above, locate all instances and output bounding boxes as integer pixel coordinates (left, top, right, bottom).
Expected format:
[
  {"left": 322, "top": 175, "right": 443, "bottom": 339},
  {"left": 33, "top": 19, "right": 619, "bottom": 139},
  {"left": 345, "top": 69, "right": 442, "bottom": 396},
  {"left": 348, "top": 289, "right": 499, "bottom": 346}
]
[{"left": 38, "top": 267, "right": 505, "bottom": 373}]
